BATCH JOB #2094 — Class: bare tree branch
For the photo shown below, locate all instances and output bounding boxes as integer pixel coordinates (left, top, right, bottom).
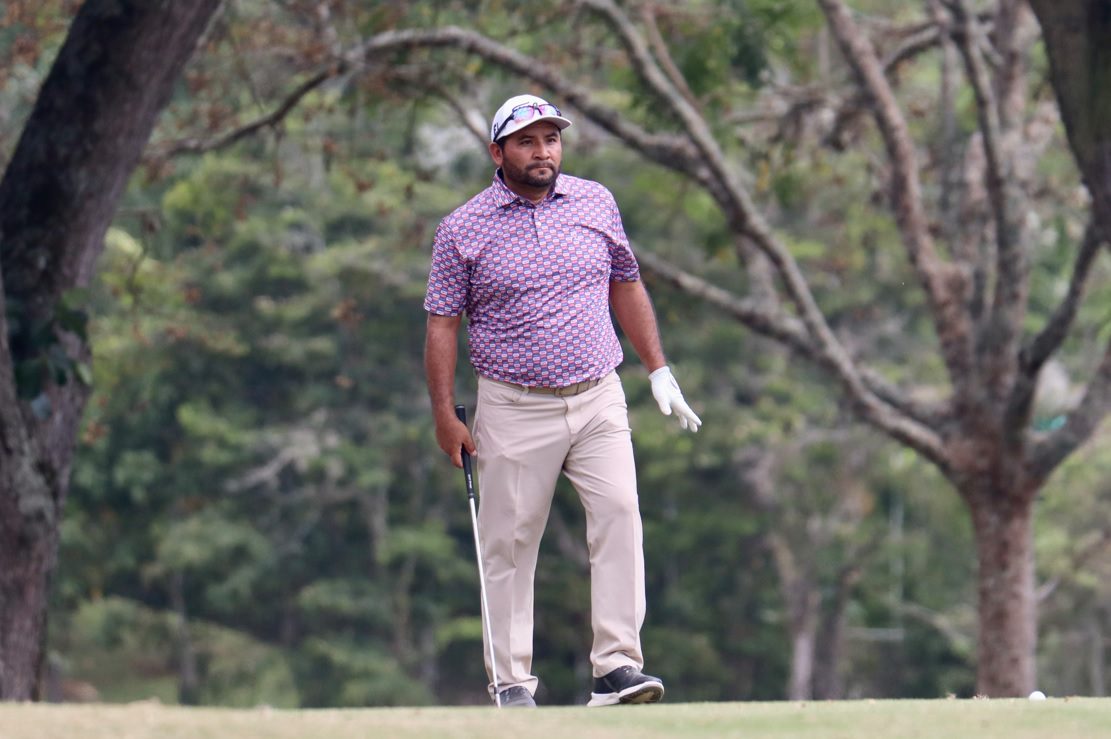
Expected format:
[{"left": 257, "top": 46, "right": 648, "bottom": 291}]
[
  {"left": 893, "top": 600, "right": 975, "bottom": 657},
  {"left": 314, "top": 0, "right": 343, "bottom": 58},
  {"left": 1037, "top": 528, "right": 1111, "bottom": 604},
  {"left": 427, "top": 82, "right": 489, "bottom": 150},
  {"left": 636, "top": 248, "right": 815, "bottom": 353},
  {"left": 734, "top": 24, "right": 948, "bottom": 149},
  {"left": 351, "top": 26, "right": 699, "bottom": 170},
  {"left": 386, "top": 68, "right": 489, "bottom": 150},
  {"left": 930, "top": 0, "right": 965, "bottom": 258},
  {"left": 818, "top": 0, "right": 975, "bottom": 404},
  {"left": 822, "top": 18, "right": 976, "bottom": 150},
  {"left": 992, "top": 0, "right": 1038, "bottom": 133},
  {"left": 577, "top": 1, "right": 945, "bottom": 455},
  {"left": 639, "top": 3, "right": 700, "bottom": 111},
  {"left": 1023, "top": 222, "right": 1105, "bottom": 373},
  {"left": 156, "top": 65, "right": 341, "bottom": 156},
  {"left": 949, "top": 0, "right": 1008, "bottom": 256},
  {"left": 1006, "top": 222, "right": 1106, "bottom": 438},
  {"left": 949, "top": 0, "right": 1026, "bottom": 403},
  {"left": 637, "top": 249, "right": 949, "bottom": 456},
  {"left": 1030, "top": 343, "right": 1111, "bottom": 481}
]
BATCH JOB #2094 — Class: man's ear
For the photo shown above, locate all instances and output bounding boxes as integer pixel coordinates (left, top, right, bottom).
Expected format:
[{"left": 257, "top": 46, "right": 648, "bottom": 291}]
[{"left": 488, "top": 141, "right": 504, "bottom": 166}]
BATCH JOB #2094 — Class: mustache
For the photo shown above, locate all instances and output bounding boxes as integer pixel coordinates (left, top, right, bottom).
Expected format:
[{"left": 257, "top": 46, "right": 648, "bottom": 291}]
[{"left": 527, "top": 162, "right": 555, "bottom": 170}]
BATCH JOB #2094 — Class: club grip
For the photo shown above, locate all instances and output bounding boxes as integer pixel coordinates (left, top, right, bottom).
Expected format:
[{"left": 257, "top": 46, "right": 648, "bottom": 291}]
[{"left": 454, "top": 405, "right": 475, "bottom": 496}]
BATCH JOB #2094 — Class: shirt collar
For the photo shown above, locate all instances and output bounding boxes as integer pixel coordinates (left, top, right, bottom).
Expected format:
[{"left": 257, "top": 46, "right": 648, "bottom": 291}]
[{"left": 490, "top": 170, "right": 570, "bottom": 208}]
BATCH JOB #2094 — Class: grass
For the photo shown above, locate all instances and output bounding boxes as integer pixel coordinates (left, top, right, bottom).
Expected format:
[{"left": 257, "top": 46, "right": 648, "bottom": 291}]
[{"left": 3, "top": 698, "right": 1109, "bottom": 739}]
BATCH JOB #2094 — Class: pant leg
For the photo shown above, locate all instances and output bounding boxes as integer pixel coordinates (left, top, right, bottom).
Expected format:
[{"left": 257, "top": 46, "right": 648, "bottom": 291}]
[
  {"left": 560, "top": 373, "right": 646, "bottom": 678},
  {"left": 474, "top": 377, "right": 570, "bottom": 696}
]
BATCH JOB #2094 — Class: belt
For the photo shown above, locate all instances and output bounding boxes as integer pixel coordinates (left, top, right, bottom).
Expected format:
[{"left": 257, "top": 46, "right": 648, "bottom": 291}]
[{"left": 500, "top": 377, "right": 605, "bottom": 397}]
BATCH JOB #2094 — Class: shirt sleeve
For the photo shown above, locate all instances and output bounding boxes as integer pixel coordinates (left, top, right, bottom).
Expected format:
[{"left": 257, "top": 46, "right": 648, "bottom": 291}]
[
  {"left": 605, "top": 190, "right": 641, "bottom": 282},
  {"left": 424, "top": 219, "right": 469, "bottom": 315}
]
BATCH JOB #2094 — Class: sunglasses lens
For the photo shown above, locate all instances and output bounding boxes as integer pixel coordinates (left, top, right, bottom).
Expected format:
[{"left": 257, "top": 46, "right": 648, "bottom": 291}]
[
  {"left": 494, "top": 103, "right": 562, "bottom": 139},
  {"left": 517, "top": 104, "right": 560, "bottom": 122}
]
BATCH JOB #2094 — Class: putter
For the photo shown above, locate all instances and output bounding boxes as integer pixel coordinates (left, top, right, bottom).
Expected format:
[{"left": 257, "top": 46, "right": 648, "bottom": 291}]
[{"left": 455, "top": 404, "right": 502, "bottom": 708}]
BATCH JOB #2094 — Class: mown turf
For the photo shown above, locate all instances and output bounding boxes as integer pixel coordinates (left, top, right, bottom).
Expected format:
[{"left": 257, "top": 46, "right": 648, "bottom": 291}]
[{"left": 2, "top": 697, "right": 1109, "bottom": 739}]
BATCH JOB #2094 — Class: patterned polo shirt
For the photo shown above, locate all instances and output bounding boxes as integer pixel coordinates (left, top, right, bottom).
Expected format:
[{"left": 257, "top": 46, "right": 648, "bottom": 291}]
[{"left": 424, "top": 171, "right": 641, "bottom": 387}]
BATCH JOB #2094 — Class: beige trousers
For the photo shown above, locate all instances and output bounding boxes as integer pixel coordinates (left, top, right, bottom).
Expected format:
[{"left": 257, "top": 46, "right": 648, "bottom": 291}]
[{"left": 473, "top": 372, "right": 646, "bottom": 697}]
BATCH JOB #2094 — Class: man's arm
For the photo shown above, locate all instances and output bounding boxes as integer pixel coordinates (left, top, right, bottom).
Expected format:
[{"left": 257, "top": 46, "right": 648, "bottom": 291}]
[
  {"left": 609, "top": 279, "right": 666, "bottom": 372},
  {"left": 425, "top": 312, "right": 474, "bottom": 467},
  {"left": 610, "top": 280, "right": 702, "bottom": 432}
]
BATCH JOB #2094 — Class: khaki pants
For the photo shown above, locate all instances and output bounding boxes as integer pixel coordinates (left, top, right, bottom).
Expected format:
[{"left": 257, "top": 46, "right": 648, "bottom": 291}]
[{"left": 473, "top": 372, "right": 646, "bottom": 697}]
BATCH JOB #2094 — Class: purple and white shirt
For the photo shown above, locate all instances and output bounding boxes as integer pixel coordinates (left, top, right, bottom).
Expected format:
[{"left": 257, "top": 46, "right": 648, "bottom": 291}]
[{"left": 424, "top": 172, "right": 640, "bottom": 387}]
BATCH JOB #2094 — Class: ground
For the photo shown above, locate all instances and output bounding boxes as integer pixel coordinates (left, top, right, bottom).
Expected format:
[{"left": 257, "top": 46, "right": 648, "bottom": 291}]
[{"left": 2, "top": 697, "right": 1109, "bottom": 738}]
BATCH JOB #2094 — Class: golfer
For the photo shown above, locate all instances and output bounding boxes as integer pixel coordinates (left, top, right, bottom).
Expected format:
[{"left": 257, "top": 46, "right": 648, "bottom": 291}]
[{"left": 424, "top": 94, "right": 701, "bottom": 708}]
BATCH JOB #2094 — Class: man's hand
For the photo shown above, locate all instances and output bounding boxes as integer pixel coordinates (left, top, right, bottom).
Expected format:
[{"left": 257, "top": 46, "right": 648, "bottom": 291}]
[
  {"left": 649, "top": 366, "right": 701, "bottom": 433},
  {"left": 435, "top": 413, "right": 476, "bottom": 468}
]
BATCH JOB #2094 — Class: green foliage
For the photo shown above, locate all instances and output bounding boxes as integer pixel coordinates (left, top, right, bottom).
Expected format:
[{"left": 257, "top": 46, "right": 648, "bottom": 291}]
[
  {"left": 297, "top": 580, "right": 393, "bottom": 629},
  {"left": 52, "top": 597, "right": 299, "bottom": 707},
  {"left": 296, "top": 638, "right": 433, "bottom": 707},
  {"left": 34, "top": 0, "right": 1109, "bottom": 710}
]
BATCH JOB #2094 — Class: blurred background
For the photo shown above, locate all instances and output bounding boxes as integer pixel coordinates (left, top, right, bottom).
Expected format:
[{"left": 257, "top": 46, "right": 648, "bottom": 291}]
[{"left": 2, "top": 0, "right": 1108, "bottom": 707}]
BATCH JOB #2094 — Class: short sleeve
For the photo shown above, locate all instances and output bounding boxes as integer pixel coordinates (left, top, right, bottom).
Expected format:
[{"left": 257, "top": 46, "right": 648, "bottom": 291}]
[
  {"left": 605, "top": 190, "right": 640, "bottom": 282},
  {"left": 424, "top": 219, "right": 469, "bottom": 315}
]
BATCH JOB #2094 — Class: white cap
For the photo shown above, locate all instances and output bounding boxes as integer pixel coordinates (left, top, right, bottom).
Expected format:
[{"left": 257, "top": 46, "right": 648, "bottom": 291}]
[{"left": 490, "top": 94, "right": 572, "bottom": 142}]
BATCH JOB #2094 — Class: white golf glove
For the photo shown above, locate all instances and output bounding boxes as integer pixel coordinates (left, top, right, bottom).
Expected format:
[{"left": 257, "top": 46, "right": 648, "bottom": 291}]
[{"left": 649, "top": 366, "right": 701, "bottom": 433}]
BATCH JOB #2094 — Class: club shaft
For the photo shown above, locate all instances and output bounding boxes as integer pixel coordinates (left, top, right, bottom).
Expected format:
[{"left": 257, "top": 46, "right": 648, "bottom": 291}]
[
  {"left": 469, "top": 496, "right": 501, "bottom": 706},
  {"left": 455, "top": 404, "right": 502, "bottom": 707}
]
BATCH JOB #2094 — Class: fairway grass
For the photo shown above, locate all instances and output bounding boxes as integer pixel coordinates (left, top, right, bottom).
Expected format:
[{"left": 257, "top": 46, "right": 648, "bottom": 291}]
[{"left": 2, "top": 697, "right": 1109, "bottom": 738}]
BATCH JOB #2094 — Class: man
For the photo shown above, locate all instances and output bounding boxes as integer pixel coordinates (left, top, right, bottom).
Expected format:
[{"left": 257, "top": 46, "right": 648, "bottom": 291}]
[{"left": 424, "top": 93, "right": 700, "bottom": 708}]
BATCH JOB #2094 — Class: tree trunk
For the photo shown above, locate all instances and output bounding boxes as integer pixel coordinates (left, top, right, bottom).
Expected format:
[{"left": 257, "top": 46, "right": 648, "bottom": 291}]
[
  {"left": 812, "top": 601, "right": 845, "bottom": 700},
  {"left": 1030, "top": 1, "right": 1111, "bottom": 235},
  {"left": 0, "top": 0, "right": 222, "bottom": 700},
  {"left": 1087, "top": 615, "right": 1106, "bottom": 696},
  {"left": 769, "top": 531, "right": 820, "bottom": 701},
  {"left": 969, "top": 495, "right": 1036, "bottom": 697},
  {"left": 170, "top": 571, "right": 200, "bottom": 705},
  {"left": 787, "top": 614, "right": 818, "bottom": 701},
  {"left": 812, "top": 568, "right": 858, "bottom": 700}
]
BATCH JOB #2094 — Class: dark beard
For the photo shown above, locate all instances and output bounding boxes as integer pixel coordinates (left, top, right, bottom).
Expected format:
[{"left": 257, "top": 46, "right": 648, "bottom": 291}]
[{"left": 503, "top": 160, "right": 559, "bottom": 189}]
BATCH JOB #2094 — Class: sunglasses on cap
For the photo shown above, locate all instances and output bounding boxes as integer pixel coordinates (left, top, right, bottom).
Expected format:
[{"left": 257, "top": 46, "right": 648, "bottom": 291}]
[{"left": 492, "top": 102, "right": 563, "bottom": 141}]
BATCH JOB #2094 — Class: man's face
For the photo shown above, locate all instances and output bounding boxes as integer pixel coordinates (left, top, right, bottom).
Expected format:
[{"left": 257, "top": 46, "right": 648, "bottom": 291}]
[{"left": 490, "top": 121, "right": 563, "bottom": 192}]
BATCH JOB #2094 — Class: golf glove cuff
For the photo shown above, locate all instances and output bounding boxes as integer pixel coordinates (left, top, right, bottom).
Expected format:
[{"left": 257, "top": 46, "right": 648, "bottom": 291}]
[{"left": 649, "top": 366, "right": 701, "bottom": 433}]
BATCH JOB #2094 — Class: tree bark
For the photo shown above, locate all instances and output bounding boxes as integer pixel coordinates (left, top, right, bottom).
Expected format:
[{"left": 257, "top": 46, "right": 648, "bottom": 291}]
[
  {"left": 170, "top": 571, "right": 200, "bottom": 705},
  {"left": 813, "top": 563, "right": 863, "bottom": 700},
  {"left": 1029, "top": 1, "right": 1111, "bottom": 235},
  {"left": 787, "top": 604, "right": 819, "bottom": 701},
  {"left": 969, "top": 495, "right": 1036, "bottom": 697},
  {"left": 766, "top": 532, "right": 819, "bottom": 701},
  {"left": 0, "top": 0, "right": 222, "bottom": 700}
]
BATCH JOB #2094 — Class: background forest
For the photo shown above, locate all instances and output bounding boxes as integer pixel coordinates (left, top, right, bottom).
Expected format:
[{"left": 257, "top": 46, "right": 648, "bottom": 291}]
[{"left": 2, "top": 0, "right": 1110, "bottom": 707}]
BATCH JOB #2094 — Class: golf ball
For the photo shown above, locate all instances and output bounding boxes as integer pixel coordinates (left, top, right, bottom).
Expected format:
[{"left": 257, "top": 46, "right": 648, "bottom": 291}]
[{"left": 1028, "top": 690, "right": 1046, "bottom": 701}]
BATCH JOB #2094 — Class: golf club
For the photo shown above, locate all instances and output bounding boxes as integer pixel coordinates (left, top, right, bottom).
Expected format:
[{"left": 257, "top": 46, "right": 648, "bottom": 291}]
[{"left": 455, "top": 404, "right": 502, "bottom": 708}]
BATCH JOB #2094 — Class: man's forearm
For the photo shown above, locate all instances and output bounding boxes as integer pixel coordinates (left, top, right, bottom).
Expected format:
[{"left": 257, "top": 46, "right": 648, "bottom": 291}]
[
  {"left": 425, "top": 313, "right": 462, "bottom": 422},
  {"left": 610, "top": 280, "right": 666, "bottom": 372},
  {"left": 612, "top": 281, "right": 702, "bottom": 431}
]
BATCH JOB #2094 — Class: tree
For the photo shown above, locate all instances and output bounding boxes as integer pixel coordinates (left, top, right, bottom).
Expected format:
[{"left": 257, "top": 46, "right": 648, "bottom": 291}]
[
  {"left": 146, "top": 0, "right": 1109, "bottom": 697},
  {"left": 0, "top": 0, "right": 223, "bottom": 699},
  {"left": 9, "top": 0, "right": 1110, "bottom": 703},
  {"left": 1031, "top": 1, "right": 1111, "bottom": 238},
  {"left": 303, "top": 0, "right": 1108, "bottom": 696}
]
